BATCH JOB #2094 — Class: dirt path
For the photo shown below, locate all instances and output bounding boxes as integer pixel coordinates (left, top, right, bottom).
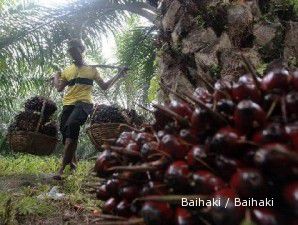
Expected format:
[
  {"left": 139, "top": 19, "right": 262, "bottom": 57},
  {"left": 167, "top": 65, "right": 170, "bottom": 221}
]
[
  {"left": 0, "top": 172, "right": 101, "bottom": 225},
  {"left": 0, "top": 174, "right": 56, "bottom": 192}
]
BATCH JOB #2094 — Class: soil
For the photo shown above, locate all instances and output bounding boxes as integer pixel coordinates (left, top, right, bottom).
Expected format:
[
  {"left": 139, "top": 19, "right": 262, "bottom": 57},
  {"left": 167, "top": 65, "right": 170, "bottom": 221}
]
[{"left": 0, "top": 174, "right": 102, "bottom": 225}]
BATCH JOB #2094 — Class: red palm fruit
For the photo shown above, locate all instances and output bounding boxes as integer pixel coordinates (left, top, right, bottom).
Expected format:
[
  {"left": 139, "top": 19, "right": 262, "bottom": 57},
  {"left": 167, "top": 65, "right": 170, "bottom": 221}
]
[
  {"left": 102, "top": 197, "right": 118, "bottom": 214},
  {"left": 191, "top": 108, "right": 218, "bottom": 136},
  {"left": 120, "top": 171, "right": 147, "bottom": 181},
  {"left": 192, "top": 170, "right": 225, "bottom": 194},
  {"left": 193, "top": 87, "right": 213, "bottom": 103},
  {"left": 126, "top": 141, "right": 140, "bottom": 152},
  {"left": 215, "top": 155, "right": 244, "bottom": 180},
  {"left": 238, "top": 74, "right": 261, "bottom": 84},
  {"left": 252, "top": 123, "right": 289, "bottom": 145},
  {"left": 140, "top": 182, "right": 168, "bottom": 196},
  {"left": 214, "top": 80, "right": 232, "bottom": 101},
  {"left": 159, "top": 134, "right": 174, "bottom": 156},
  {"left": 242, "top": 147, "right": 258, "bottom": 165},
  {"left": 161, "top": 135, "right": 190, "bottom": 159},
  {"left": 286, "top": 92, "right": 298, "bottom": 118},
  {"left": 180, "top": 129, "right": 198, "bottom": 144},
  {"left": 94, "top": 150, "right": 121, "bottom": 177},
  {"left": 261, "top": 68, "right": 291, "bottom": 92},
  {"left": 254, "top": 144, "right": 297, "bottom": 179},
  {"left": 157, "top": 130, "right": 166, "bottom": 139},
  {"left": 175, "top": 208, "right": 195, "bottom": 225},
  {"left": 251, "top": 208, "right": 283, "bottom": 225},
  {"left": 154, "top": 108, "right": 174, "bottom": 130},
  {"left": 135, "top": 132, "right": 155, "bottom": 145},
  {"left": 164, "top": 122, "right": 179, "bottom": 134},
  {"left": 165, "top": 161, "right": 191, "bottom": 192},
  {"left": 283, "top": 181, "right": 298, "bottom": 216},
  {"left": 234, "top": 100, "right": 266, "bottom": 133},
  {"left": 115, "top": 200, "right": 131, "bottom": 217},
  {"left": 187, "top": 145, "right": 209, "bottom": 169},
  {"left": 285, "top": 123, "right": 298, "bottom": 150},
  {"left": 232, "top": 81, "right": 261, "bottom": 103},
  {"left": 209, "top": 127, "right": 241, "bottom": 156},
  {"left": 151, "top": 169, "right": 165, "bottom": 181},
  {"left": 119, "top": 185, "right": 140, "bottom": 201},
  {"left": 216, "top": 99, "right": 235, "bottom": 119},
  {"left": 116, "top": 132, "right": 134, "bottom": 146},
  {"left": 293, "top": 69, "right": 298, "bottom": 91},
  {"left": 96, "top": 184, "right": 110, "bottom": 201},
  {"left": 106, "top": 179, "right": 123, "bottom": 196},
  {"left": 141, "top": 141, "right": 159, "bottom": 158},
  {"left": 130, "top": 200, "right": 143, "bottom": 215},
  {"left": 211, "top": 188, "right": 245, "bottom": 225},
  {"left": 120, "top": 171, "right": 137, "bottom": 180},
  {"left": 168, "top": 100, "right": 193, "bottom": 119},
  {"left": 141, "top": 201, "right": 174, "bottom": 225},
  {"left": 230, "top": 168, "right": 266, "bottom": 198}
]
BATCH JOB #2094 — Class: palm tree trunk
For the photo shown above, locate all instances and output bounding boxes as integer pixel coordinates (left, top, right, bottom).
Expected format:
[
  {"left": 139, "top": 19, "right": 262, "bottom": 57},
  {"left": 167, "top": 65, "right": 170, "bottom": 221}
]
[{"left": 156, "top": 0, "right": 297, "bottom": 100}]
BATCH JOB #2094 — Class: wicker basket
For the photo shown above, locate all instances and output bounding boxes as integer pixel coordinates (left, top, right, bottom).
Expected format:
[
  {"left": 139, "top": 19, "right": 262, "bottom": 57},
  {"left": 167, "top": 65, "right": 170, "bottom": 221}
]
[
  {"left": 86, "top": 123, "right": 131, "bottom": 149},
  {"left": 7, "top": 131, "right": 58, "bottom": 156},
  {"left": 7, "top": 100, "right": 58, "bottom": 156}
]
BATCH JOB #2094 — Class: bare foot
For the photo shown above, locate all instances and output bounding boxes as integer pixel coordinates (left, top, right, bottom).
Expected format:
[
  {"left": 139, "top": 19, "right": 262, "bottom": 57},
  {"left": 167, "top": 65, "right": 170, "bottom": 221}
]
[
  {"left": 53, "top": 168, "right": 64, "bottom": 180},
  {"left": 70, "top": 163, "right": 77, "bottom": 174},
  {"left": 53, "top": 174, "right": 63, "bottom": 180}
]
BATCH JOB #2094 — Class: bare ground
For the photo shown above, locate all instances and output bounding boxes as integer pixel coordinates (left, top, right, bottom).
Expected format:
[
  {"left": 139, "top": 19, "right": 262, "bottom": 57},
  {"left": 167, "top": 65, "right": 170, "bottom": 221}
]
[{"left": 0, "top": 173, "right": 102, "bottom": 225}]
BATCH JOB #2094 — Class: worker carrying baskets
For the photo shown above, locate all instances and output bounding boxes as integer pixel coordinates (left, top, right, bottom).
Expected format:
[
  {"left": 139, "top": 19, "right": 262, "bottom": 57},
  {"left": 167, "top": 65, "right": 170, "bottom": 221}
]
[{"left": 51, "top": 39, "right": 128, "bottom": 180}]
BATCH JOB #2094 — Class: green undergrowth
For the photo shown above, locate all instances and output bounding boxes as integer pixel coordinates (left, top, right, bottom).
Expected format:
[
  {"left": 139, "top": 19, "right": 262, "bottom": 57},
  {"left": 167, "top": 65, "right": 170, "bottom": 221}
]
[
  {"left": 0, "top": 154, "right": 100, "bottom": 225},
  {"left": 0, "top": 155, "right": 59, "bottom": 176}
]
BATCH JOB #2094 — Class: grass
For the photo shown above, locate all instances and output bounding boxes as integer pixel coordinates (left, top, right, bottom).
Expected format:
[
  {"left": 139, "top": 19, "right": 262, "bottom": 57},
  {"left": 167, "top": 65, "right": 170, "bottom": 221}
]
[
  {"left": 0, "top": 155, "right": 60, "bottom": 176},
  {"left": 0, "top": 154, "right": 101, "bottom": 225}
]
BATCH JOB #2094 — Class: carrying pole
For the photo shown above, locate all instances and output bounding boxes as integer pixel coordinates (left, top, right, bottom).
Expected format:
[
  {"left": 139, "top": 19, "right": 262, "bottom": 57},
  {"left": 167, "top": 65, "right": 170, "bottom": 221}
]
[{"left": 89, "top": 64, "right": 129, "bottom": 70}]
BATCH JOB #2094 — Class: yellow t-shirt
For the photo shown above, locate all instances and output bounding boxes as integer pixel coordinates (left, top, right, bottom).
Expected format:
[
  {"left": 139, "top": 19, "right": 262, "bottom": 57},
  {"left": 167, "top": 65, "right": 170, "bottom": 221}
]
[{"left": 60, "top": 64, "right": 99, "bottom": 106}]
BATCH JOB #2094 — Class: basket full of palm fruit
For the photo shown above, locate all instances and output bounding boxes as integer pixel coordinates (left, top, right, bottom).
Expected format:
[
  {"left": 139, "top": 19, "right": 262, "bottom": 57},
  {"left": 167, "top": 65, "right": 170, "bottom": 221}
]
[
  {"left": 87, "top": 104, "right": 144, "bottom": 150},
  {"left": 91, "top": 62, "right": 298, "bottom": 225},
  {"left": 7, "top": 96, "right": 58, "bottom": 156}
]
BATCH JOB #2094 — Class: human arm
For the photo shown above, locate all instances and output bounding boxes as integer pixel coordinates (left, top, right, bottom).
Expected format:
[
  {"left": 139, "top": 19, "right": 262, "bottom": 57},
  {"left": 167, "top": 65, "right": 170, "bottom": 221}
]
[
  {"left": 94, "top": 67, "right": 128, "bottom": 91},
  {"left": 53, "top": 71, "right": 67, "bottom": 92}
]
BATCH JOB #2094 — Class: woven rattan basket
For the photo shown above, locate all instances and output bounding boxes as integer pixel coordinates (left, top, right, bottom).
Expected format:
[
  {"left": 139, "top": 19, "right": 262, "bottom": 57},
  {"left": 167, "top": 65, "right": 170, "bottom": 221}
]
[
  {"left": 7, "top": 131, "right": 58, "bottom": 156},
  {"left": 86, "top": 123, "right": 131, "bottom": 149},
  {"left": 7, "top": 100, "right": 58, "bottom": 156}
]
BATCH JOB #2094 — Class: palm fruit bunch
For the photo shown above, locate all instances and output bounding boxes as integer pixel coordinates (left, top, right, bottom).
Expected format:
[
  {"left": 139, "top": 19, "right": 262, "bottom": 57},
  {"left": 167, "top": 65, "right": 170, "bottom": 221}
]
[
  {"left": 124, "top": 109, "right": 145, "bottom": 127},
  {"left": 24, "top": 96, "right": 57, "bottom": 120},
  {"left": 8, "top": 96, "right": 58, "bottom": 137},
  {"left": 13, "top": 111, "right": 40, "bottom": 132},
  {"left": 93, "top": 64, "right": 298, "bottom": 225},
  {"left": 39, "top": 122, "right": 58, "bottom": 138},
  {"left": 91, "top": 105, "right": 144, "bottom": 126},
  {"left": 91, "top": 104, "right": 127, "bottom": 124}
]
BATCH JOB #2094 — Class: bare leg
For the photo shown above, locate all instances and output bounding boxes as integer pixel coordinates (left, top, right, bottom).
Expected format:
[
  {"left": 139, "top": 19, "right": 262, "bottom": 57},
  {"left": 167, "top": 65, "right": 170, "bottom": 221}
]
[
  {"left": 54, "top": 138, "right": 78, "bottom": 179},
  {"left": 70, "top": 142, "right": 78, "bottom": 172},
  {"left": 72, "top": 154, "right": 78, "bottom": 165}
]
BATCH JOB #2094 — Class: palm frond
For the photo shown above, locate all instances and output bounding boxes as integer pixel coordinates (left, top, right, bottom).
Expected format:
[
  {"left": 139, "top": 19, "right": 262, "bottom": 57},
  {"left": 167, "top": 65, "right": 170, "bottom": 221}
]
[
  {"left": 0, "top": 0, "right": 155, "bottom": 74},
  {"left": 112, "top": 16, "right": 156, "bottom": 108}
]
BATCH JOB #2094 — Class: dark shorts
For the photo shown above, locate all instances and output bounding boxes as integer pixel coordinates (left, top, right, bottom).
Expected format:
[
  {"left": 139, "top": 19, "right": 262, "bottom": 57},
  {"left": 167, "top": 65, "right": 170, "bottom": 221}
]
[{"left": 60, "top": 102, "right": 93, "bottom": 144}]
